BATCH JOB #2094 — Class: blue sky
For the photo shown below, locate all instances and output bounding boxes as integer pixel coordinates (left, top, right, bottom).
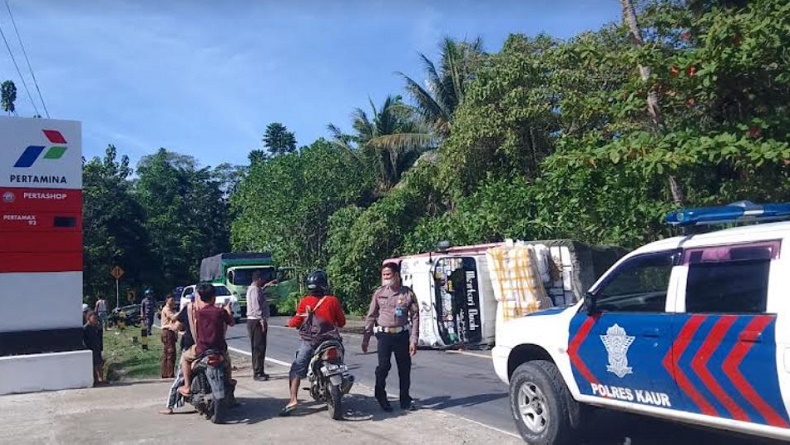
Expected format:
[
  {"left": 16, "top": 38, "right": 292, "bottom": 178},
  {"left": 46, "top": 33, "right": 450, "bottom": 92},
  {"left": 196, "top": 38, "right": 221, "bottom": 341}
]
[{"left": 0, "top": 0, "right": 620, "bottom": 170}]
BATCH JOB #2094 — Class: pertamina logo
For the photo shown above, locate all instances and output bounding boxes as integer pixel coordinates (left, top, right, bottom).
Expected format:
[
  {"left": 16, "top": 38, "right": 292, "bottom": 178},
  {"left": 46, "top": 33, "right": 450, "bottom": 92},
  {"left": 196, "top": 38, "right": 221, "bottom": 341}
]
[
  {"left": 9, "top": 129, "right": 69, "bottom": 185},
  {"left": 14, "top": 129, "right": 68, "bottom": 168}
]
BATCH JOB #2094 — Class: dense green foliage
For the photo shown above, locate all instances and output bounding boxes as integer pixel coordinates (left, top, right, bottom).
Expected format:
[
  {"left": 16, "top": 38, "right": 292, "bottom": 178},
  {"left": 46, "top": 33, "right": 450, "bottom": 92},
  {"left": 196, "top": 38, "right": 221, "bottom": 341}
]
[{"left": 83, "top": 0, "right": 789, "bottom": 313}]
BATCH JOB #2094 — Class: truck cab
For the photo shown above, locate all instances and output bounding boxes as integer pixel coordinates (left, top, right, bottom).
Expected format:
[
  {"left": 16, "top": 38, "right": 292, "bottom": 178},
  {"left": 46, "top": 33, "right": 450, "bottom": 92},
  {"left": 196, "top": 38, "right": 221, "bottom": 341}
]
[
  {"left": 200, "top": 252, "right": 298, "bottom": 316},
  {"left": 225, "top": 265, "right": 299, "bottom": 315},
  {"left": 492, "top": 201, "right": 790, "bottom": 444}
]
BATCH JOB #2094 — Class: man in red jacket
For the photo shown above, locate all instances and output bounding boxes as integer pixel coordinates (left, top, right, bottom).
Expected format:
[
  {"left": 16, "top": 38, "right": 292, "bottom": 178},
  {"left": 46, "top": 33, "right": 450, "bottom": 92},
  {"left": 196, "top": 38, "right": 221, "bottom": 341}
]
[{"left": 279, "top": 270, "right": 346, "bottom": 416}]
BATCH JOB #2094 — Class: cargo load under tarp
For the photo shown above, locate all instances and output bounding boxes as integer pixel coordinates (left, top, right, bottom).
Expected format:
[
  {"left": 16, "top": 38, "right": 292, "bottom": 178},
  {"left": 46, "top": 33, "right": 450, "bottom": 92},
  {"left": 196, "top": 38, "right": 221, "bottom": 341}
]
[
  {"left": 487, "top": 239, "right": 628, "bottom": 325},
  {"left": 199, "top": 252, "right": 272, "bottom": 281}
]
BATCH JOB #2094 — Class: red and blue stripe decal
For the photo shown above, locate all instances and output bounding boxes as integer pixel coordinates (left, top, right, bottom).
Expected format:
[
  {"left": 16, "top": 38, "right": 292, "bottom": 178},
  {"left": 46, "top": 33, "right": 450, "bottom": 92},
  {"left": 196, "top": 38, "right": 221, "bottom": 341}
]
[
  {"left": 568, "top": 313, "right": 789, "bottom": 428},
  {"left": 666, "top": 314, "right": 788, "bottom": 427}
]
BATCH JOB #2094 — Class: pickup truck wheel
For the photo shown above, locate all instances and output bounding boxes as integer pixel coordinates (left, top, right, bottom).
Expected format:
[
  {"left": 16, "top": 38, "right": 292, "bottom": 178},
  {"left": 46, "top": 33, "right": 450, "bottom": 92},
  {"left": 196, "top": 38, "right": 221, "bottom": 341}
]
[{"left": 509, "top": 360, "right": 578, "bottom": 445}]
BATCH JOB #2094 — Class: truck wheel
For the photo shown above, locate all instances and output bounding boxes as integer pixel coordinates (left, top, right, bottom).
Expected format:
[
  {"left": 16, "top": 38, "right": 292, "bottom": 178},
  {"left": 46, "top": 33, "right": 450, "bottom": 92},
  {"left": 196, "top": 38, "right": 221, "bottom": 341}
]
[{"left": 509, "top": 360, "right": 579, "bottom": 445}]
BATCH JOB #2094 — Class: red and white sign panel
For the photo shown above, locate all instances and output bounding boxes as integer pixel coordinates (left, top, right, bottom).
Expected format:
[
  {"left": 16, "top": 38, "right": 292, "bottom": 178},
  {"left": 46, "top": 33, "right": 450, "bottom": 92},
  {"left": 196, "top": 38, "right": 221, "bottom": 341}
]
[{"left": 0, "top": 118, "right": 83, "bottom": 275}]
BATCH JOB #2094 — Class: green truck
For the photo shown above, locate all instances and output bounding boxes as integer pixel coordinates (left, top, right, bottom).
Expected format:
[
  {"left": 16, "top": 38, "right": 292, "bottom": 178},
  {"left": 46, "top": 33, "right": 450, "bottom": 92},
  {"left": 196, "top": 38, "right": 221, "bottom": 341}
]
[{"left": 199, "top": 252, "right": 299, "bottom": 316}]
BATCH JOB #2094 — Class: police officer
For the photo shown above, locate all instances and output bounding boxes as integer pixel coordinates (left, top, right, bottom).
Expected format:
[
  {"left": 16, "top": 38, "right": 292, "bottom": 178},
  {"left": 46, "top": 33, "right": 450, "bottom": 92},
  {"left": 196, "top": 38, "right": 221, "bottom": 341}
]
[{"left": 362, "top": 262, "right": 419, "bottom": 411}]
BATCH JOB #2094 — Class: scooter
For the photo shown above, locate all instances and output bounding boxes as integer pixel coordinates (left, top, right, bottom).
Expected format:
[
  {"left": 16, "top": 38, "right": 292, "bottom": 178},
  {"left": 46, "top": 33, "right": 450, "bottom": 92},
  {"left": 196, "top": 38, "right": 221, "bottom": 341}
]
[
  {"left": 184, "top": 349, "right": 236, "bottom": 424},
  {"left": 306, "top": 339, "right": 354, "bottom": 420}
]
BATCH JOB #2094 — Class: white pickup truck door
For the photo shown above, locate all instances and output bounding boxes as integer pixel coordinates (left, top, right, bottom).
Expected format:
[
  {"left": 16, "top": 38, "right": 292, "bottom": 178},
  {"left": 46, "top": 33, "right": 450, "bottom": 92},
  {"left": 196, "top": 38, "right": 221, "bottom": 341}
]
[{"left": 568, "top": 250, "right": 683, "bottom": 409}]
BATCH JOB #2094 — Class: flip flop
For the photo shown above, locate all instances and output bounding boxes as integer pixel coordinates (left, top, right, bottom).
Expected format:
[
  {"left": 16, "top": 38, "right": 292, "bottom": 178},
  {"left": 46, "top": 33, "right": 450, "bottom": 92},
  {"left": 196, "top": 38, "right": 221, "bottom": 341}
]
[
  {"left": 278, "top": 404, "right": 297, "bottom": 416},
  {"left": 177, "top": 387, "right": 191, "bottom": 398}
]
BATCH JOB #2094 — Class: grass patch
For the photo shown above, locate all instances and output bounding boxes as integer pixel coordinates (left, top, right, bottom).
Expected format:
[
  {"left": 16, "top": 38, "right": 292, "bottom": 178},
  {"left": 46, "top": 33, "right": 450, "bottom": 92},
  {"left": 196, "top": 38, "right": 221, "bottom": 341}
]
[{"left": 102, "top": 327, "right": 164, "bottom": 381}]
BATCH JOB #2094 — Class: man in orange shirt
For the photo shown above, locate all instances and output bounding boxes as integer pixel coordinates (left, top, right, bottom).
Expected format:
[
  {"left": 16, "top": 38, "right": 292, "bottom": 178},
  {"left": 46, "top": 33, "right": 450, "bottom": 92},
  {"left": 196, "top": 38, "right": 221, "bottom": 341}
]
[{"left": 279, "top": 270, "right": 346, "bottom": 416}]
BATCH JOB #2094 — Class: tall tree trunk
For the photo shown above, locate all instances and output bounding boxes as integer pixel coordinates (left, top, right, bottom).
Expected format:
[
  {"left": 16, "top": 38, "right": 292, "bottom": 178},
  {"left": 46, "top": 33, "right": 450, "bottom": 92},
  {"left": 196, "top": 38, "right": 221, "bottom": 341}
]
[{"left": 620, "top": 0, "right": 685, "bottom": 205}]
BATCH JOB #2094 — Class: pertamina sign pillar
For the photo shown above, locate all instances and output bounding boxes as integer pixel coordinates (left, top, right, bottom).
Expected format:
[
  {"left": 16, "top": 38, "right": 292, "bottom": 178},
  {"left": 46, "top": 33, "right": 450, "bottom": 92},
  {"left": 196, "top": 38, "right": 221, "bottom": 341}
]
[{"left": 0, "top": 116, "right": 92, "bottom": 394}]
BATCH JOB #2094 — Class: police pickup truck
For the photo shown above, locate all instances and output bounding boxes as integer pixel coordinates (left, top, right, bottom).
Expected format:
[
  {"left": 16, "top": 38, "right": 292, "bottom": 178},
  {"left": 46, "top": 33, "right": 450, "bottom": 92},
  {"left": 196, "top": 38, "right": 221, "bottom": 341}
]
[{"left": 492, "top": 201, "right": 790, "bottom": 444}]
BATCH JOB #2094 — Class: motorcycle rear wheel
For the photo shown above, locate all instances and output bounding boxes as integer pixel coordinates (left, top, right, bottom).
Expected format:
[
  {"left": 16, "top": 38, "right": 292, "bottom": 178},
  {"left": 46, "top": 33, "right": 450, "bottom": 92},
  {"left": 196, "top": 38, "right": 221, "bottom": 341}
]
[
  {"left": 327, "top": 384, "right": 342, "bottom": 420},
  {"left": 211, "top": 399, "right": 224, "bottom": 424}
]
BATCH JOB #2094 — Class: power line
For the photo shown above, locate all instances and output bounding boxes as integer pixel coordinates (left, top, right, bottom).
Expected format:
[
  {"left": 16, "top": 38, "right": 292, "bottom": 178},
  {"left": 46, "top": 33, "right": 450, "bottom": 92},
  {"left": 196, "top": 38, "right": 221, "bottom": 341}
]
[
  {"left": 0, "top": 10, "right": 39, "bottom": 117},
  {"left": 4, "top": 0, "right": 47, "bottom": 117}
]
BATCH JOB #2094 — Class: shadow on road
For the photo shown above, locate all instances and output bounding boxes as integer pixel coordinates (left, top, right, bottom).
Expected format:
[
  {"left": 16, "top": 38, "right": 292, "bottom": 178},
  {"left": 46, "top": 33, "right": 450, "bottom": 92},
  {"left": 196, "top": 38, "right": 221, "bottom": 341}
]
[
  {"left": 419, "top": 392, "right": 507, "bottom": 410},
  {"left": 336, "top": 394, "right": 410, "bottom": 423},
  {"left": 575, "top": 409, "right": 787, "bottom": 445},
  {"left": 221, "top": 396, "right": 286, "bottom": 425}
]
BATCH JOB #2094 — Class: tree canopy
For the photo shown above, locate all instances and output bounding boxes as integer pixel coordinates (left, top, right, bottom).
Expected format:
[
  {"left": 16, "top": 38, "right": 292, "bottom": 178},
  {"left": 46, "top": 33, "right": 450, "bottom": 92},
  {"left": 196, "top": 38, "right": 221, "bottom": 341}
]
[{"left": 83, "top": 0, "right": 790, "bottom": 312}]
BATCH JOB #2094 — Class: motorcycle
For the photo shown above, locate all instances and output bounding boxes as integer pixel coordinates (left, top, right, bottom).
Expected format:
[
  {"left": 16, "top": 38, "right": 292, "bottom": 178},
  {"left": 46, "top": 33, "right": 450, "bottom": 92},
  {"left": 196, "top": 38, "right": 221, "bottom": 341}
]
[
  {"left": 306, "top": 339, "right": 355, "bottom": 420},
  {"left": 184, "top": 349, "right": 236, "bottom": 424},
  {"left": 106, "top": 304, "right": 141, "bottom": 328}
]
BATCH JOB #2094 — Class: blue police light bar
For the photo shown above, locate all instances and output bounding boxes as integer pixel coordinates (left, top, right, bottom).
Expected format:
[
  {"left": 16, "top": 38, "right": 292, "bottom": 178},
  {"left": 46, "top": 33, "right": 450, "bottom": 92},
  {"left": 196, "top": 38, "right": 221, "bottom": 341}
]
[{"left": 665, "top": 201, "right": 790, "bottom": 227}]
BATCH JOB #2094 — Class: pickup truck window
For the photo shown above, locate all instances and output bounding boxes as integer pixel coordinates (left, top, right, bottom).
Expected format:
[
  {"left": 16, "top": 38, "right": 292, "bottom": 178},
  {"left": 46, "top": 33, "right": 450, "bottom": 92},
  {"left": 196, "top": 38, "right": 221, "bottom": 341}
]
[
  {"left": 595, "top": 251, "right": 674, "bottom": 313},
  {"left": 682, "top": 241, "right": 778, "bottom": 314}
]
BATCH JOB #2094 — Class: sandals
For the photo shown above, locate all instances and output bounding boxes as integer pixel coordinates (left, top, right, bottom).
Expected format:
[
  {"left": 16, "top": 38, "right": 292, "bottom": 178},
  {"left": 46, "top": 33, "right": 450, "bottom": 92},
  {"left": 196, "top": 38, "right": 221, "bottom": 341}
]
[
  {"left": 278, "top": 404, "right": 298, "bottom": 416},
  {"left": 177, "top": 387, "right": 191, "bottom": 398}
]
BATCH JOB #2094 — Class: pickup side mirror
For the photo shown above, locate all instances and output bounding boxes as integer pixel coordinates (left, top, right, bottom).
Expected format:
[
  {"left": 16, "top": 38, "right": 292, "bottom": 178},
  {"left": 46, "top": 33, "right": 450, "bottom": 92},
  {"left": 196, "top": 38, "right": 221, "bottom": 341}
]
[{"left": 584, "top": 291, "right": 598, "bottom": 315}]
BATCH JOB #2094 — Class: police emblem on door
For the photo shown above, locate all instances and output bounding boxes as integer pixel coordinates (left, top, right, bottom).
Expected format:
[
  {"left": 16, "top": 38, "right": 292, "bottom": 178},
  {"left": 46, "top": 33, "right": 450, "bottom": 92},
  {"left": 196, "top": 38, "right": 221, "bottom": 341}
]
[{"left": 600, "top": 324, "right": 635, "bottom": 378}]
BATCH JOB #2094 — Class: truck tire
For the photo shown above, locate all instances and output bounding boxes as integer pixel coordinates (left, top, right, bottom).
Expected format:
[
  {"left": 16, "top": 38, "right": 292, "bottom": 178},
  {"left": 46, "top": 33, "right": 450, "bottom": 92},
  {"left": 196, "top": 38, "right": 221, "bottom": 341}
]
[{"left": 509, "top": 360, "right": 580, "bottom": 445}]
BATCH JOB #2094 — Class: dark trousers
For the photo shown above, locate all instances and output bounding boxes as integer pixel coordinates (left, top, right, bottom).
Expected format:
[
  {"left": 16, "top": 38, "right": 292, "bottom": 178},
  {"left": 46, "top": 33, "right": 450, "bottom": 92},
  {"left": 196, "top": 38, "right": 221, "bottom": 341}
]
[
  {"left": 374, "top": 330, "right": 412, "bottom": 407},
  {"left": 160, "top": 329, "right": 177, "bottom": 378},
  {"left": 247, "top": 319, "right": 267, "bottom": 376}
]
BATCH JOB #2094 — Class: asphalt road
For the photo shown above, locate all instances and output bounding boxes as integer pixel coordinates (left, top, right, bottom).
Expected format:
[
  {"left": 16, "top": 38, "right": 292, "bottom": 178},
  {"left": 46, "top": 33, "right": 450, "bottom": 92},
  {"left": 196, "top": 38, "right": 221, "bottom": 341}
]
[
  {"left": 226, "top": 317, "right": 514, "bottom": 436},
  {"left": 221, "top": 317, "right": 784, "bottom": 445}
]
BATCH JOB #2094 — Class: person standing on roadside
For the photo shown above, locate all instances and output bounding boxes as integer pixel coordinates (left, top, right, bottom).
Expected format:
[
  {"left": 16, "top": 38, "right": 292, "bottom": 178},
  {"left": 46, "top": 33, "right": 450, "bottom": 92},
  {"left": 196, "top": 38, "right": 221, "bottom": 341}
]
[
  {"left": 83, "top": 311, "right": 104, "bottom": 386},
  {"left": 362, "top": 262, "right": 420, "bottom": 412},
  {"left": 94, "top": 295, "right": 109, "bottom": 331},
  {"left": 159, "top": 295, "right": 178, "bottom": 379},
  {"left": 140, "top": 289, "right": 156, "bottom": 335},
  {"left": 246, "top": 271, "right": 277, "bottom": 381}
]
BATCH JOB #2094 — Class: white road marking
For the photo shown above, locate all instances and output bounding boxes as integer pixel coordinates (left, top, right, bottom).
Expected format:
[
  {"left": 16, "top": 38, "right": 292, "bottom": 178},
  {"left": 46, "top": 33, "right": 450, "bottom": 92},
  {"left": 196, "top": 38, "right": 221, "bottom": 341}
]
[
  {"left": 440, "top": 410, "right": 521, "bottom": 440},
  {"left": 227, "top": 346, "right": 291, "bottom": 367},
  {"left": 267, "top": 323, "right": 364, "bottom": 337},
  {"left": 446, "top": 350, "right": 491, "bottom": 359}
]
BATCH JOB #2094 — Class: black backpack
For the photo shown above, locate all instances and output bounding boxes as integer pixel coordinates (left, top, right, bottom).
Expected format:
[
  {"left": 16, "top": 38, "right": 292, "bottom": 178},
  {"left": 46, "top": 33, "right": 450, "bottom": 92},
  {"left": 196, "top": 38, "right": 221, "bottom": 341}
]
[{"left": 298, "top": 297, "right": 341, "bottom": 349}]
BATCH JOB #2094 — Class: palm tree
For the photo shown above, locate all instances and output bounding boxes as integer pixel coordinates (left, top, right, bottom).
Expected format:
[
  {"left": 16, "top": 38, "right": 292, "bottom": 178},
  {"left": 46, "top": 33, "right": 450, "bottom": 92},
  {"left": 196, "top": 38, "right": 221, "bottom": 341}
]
[
  {"left": 328, "top": 95, "right": 433, "bottom": 191},
  {"left": 397, "top": 37, "right": 485, "bottom": 139}
]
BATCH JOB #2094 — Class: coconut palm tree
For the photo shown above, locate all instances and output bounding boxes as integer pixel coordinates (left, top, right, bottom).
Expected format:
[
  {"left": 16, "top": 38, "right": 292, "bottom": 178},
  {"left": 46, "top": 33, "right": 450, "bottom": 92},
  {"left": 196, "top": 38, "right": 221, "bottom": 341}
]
[
  {"left": 397, "top": 37, "right": 486, "bottom": 139},
  {"left": 328, "top": 95, "right": 433, "bottom": 191}
]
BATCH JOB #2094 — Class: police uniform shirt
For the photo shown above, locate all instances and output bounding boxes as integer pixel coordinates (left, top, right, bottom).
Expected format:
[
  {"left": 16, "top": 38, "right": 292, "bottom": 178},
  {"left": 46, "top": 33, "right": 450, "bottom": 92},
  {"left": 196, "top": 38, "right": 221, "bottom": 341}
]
[{"left": 364, "top": 285, "right": 420, "bottom": 345}]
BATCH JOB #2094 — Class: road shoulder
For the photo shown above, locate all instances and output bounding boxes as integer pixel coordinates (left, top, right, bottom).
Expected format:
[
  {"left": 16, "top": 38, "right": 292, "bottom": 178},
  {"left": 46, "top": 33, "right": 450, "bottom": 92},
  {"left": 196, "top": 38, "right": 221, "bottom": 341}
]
[{"left": 1, "top": 353, "right": 522, "bottom": 445}]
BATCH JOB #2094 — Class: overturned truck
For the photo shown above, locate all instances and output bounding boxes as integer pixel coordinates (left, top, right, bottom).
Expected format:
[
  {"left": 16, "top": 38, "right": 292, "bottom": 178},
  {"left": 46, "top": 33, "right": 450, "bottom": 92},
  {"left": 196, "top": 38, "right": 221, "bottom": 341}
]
[{"left": 386, "top": 239, "right": 628, "bottom": 349}]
